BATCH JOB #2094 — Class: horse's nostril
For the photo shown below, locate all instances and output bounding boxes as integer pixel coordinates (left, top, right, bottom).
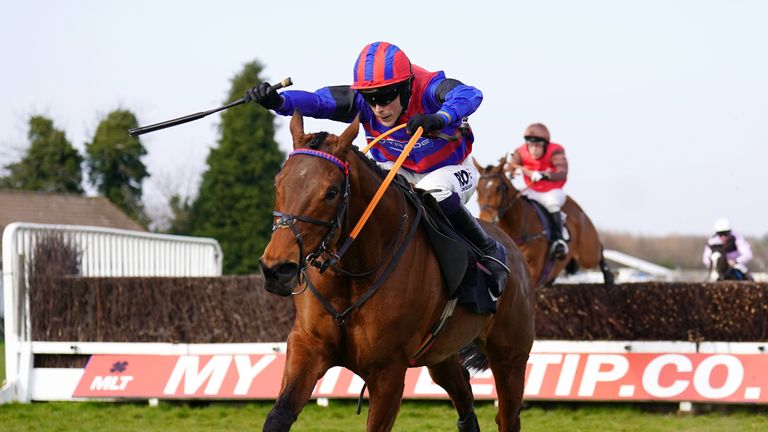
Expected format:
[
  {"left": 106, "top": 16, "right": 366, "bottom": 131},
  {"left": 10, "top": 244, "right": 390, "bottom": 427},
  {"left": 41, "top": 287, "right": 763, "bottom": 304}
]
[
  {"left": 276, "top": 262, "right": 299, "bottom": 280},
  {"left": 261, "top": 261, "right": 299, "bottom": 280}
]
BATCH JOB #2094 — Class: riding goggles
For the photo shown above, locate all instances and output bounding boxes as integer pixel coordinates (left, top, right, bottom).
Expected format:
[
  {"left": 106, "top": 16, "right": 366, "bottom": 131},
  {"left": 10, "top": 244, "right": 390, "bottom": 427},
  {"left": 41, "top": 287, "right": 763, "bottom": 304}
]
[
  {"left": 524, "top": 136, "right": 549, "bottom": 144},
  {"left": 359, "top": 85, "right": 402, "bottom": 107}
]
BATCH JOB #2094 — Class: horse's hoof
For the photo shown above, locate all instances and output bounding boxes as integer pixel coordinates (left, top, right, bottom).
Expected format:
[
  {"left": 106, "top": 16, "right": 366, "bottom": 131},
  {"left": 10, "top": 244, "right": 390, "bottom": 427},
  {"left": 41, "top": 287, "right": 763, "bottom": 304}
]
[
  {"left": 457, "top": 411, "right": 480, "bottom": 432},
  {"left": 604, "top": 271, "right": 615, "bottom": 285}
]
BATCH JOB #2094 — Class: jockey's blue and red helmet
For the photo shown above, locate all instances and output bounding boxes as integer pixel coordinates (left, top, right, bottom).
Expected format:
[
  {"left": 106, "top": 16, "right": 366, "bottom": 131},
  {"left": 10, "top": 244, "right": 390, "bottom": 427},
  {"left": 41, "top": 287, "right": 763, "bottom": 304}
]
[{"left": 351, "top": 42, "right": 413, "bottom": 109}]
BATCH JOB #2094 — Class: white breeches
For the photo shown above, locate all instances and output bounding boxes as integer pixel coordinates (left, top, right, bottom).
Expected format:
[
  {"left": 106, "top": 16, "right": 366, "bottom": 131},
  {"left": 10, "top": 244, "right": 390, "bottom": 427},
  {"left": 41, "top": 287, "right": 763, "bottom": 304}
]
[
  {"left": 378, "top": 158, "right": 478, "bottom": 204},
  {"left": 522, "top": 188, "right": 566, "bottom": 213}
]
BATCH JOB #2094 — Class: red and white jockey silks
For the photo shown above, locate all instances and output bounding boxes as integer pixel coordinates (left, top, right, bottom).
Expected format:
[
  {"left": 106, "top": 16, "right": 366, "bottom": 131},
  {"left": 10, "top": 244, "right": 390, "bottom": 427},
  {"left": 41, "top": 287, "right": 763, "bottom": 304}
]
[{"left": 516, "top": 142, "right": 567, "bottom": 192}]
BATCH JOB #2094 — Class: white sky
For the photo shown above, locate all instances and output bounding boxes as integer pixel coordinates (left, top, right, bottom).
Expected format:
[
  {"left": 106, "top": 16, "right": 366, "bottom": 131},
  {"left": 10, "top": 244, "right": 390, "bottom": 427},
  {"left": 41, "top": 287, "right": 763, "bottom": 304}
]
[{"left": 1, "top": 1, "right": 766, "bottom": 237}]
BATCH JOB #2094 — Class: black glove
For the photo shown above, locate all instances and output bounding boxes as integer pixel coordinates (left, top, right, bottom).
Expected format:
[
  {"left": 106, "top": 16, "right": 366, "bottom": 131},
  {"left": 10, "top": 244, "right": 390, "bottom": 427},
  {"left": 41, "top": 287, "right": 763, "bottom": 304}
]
[
  {"left": 244, "top": 82, "right": 283, "bottom": 110},
  {"left": 407, "top": 113, "right": 446, "bottom": 135}
]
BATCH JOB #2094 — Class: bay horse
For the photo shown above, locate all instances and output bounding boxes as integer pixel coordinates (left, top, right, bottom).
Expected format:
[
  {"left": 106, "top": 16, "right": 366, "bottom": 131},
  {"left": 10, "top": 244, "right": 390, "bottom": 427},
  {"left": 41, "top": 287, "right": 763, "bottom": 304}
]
[
  {"left": 473, "top": 158, "right": 613, "bottom": 287},
  {"left": 258, "top": 112, "right": 534, "bottom": 432}
]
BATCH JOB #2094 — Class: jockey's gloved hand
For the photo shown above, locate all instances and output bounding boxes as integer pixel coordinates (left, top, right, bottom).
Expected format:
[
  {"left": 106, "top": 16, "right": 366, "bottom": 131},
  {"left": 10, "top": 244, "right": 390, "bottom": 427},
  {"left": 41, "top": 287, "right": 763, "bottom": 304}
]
[
  {"left": 530, "top": 171, "right": 545, "bottom": 182},
  {"left": 407, "top": 113, "right": 446, "bottom": 135},
  {"left": 245, "top": 82, "right": 283, "bottom": 110}
]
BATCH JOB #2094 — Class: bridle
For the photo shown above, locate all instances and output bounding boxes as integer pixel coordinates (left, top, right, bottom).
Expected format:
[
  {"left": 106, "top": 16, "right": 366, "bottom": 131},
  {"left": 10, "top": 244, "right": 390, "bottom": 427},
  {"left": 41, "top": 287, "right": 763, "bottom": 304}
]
[
  {"left": 272, "top": 148, "right": 419, "bottom": 324},
  {"left": 478, "top": 172, "right": 521, "bottom": 224},
  {"left": 272, "top": 149, "right": 351, "bottom": 293},
  {"left": 478, "top": 172, "right": 546, "bottom": 246}
]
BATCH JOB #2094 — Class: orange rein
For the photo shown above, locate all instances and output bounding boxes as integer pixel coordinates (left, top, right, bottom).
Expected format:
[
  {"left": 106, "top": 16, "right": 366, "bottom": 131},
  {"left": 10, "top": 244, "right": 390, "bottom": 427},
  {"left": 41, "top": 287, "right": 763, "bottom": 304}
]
[
  {"left": 348, "top": 125, "right": 422, "bottom": 240},
  {"left": 360, "top": 123, "right": 407, "bottom": 154}
]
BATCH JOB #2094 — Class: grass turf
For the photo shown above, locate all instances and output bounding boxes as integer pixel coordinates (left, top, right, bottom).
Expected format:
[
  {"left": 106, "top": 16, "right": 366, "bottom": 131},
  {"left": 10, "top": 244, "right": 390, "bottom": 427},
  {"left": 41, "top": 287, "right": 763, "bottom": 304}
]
[{"left": 0, "top": 399, "right": 766, "bottom": 431}]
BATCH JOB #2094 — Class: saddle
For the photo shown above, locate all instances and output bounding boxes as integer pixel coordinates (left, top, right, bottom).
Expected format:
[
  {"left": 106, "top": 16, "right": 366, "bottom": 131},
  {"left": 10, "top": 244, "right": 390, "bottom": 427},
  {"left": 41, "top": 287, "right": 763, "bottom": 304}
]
[
  {"left": 525, "top": 197, "right": 568, "bottom": 244},
  {"left": 394, "top": 175, "right": 496, "bottom": 314},
  {"left": 523, "top": 197, "right": 579, "bottom": 283}
]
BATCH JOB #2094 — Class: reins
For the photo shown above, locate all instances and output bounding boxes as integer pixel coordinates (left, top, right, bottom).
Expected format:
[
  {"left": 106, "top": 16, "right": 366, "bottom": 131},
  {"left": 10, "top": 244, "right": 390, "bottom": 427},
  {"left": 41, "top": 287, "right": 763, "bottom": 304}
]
[
  {"left": 479, "top": 172, "right": 546, "bottom": 246},
  {"left": 334, "top": 126, "right": 424, "bottom": 259},
  {"left": 277, "top": 126, "right": 425, "bottom": 318},
  {"left": 478, "top": 173, "right": 520, "bottom": 223},
  {"left": 277, "top": 124, "right": 461, "bottom": 372}
]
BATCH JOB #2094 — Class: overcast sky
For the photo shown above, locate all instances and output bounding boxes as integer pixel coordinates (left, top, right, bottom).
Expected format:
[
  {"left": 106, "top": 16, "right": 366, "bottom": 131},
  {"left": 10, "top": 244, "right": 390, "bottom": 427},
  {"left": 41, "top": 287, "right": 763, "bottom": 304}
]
[{"left": 2, "top": 1, "right": 766, "bottom": 237}]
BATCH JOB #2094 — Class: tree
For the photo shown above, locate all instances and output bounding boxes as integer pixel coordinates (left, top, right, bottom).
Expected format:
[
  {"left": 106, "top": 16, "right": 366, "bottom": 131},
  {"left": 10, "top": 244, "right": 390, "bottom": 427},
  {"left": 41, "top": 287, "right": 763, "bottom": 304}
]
[
  {"left": 167, "top": 194, "right": 193, "bottom": 235},
  {"left": 86, "top": 109, "right": 149, "bottom": 226},
  {"left": 187, "top": 61, "right": 285, "bottom": 274},
  {"left": 1, "top": 115, "right": 83, "bottom": 193}
]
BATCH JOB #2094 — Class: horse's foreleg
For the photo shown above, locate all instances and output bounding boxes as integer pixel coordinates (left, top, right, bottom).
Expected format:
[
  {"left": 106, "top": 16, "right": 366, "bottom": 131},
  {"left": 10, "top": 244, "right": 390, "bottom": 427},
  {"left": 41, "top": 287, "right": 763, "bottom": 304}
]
[
  {"left": 599, "top": 254, "right": 614, "bottom": 285},
  {"left": 487, "top": 347, "right": 529, "bottom": 432},
  {"left": 263, "top": 342, "right": 331, "bottom": 432},
  {"left": 428, "top": 356, "right": 479, "bottom": 431},
  {"left": 364, "top": 365, "right": 407, "bottom": 432}
]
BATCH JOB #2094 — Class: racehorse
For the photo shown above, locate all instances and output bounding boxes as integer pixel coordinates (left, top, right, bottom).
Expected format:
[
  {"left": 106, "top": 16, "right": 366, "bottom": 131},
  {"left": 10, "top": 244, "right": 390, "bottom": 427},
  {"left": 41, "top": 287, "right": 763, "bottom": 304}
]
[
  {"left": 259, "top": 112, "right": 534, "bottom": 432},
  {"left": 707, "top": 243, "right": 753, "bottom": 281},
  {"left": 473, "top": 158, "right": 613, "bottom": 287}
]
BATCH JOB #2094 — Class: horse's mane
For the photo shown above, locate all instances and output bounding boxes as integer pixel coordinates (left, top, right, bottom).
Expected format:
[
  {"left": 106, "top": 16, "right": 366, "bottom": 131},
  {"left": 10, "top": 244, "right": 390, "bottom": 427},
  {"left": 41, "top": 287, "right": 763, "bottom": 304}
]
[
  {"left": 305, "top": 130, "right": 387, "bottom": 180},
  {"left": 350, "top": 145, "right": 388, "bottom": 180}
]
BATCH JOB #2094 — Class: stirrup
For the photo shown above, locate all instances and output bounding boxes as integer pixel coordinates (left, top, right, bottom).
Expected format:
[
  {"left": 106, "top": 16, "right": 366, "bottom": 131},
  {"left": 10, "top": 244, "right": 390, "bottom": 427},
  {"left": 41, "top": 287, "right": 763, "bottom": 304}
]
[{"left": 481, "top": 253, "right": 511, "bottom": 274}]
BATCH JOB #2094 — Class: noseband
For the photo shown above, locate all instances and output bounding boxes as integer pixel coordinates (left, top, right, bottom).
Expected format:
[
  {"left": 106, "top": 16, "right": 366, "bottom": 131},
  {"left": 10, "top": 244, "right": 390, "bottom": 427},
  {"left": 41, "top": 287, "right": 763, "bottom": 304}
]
[
  {"left": 479, "top": 173, "right": 520, "bottom": 224},
  {"left": 273, "top": 149, "right": 350, "bottom": 290},
  {"left": 272, "top": 146, "right": 421, "bottom": 328}
]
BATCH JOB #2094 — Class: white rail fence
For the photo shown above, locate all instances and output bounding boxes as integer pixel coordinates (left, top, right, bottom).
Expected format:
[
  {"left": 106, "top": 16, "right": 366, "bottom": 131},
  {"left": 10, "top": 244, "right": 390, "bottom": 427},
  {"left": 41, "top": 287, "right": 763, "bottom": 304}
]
[{"left": 1, "top": 222, "right": 222, "bottom": 403}]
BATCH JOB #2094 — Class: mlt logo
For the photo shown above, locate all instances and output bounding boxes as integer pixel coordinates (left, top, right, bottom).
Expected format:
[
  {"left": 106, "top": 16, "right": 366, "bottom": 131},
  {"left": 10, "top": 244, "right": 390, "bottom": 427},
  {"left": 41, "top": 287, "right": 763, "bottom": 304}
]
[{"left": 89, "top": 361, "right": 134, "bottom": 391}]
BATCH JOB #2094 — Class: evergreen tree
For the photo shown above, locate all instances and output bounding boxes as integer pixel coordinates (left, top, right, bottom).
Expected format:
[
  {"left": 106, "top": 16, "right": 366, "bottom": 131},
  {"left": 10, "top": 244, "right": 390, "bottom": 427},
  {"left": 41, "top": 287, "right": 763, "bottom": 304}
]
[
  {"left": 2, "top": 115, "right": 84, "bottom": 193},
  {"left": 86, "top": 109, "right": 149, "bottom": 226},
  {"left": 188, "top": 61, "right": 285, "bottom": 274}
]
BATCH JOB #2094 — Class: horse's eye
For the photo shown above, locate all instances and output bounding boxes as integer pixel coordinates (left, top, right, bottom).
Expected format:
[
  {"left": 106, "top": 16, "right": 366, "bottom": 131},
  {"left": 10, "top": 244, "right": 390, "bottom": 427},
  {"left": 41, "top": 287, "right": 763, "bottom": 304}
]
[{"left": 325, "top": 186, "right": 339, "bottom": 200}]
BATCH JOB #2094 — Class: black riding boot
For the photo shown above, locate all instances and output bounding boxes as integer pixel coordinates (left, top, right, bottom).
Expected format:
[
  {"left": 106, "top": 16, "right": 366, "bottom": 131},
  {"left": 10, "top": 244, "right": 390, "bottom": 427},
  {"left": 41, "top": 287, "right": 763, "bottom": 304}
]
[
  {"left": 446, "top": 204, "right": 510, "bottom": 297},
  {"left": 549, "top": 211, "right": 569, "bottom": 260}
]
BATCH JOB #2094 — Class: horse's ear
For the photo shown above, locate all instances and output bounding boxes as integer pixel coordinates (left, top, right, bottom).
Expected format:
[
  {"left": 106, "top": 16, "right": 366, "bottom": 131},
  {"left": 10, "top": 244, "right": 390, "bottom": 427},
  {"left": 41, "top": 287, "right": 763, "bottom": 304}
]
[
  {"left": 488, "top": 156, "right": 502, "bottom": 174},
  {"left": 290, "top": 110, "right": 305, "bottom": 149},
  {"left": 338, "top": 115, "right": 360, "bottom": 152},
  {"left": 471, "top": 156, "right": 483, "bottom": 172}
]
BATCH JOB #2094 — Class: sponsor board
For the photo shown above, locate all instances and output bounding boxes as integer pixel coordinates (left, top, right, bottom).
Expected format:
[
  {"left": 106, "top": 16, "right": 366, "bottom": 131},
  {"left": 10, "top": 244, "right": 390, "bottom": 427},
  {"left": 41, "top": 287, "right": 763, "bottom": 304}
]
[{"left": 73, "top": 351, "right": 768, "bottom": 403}]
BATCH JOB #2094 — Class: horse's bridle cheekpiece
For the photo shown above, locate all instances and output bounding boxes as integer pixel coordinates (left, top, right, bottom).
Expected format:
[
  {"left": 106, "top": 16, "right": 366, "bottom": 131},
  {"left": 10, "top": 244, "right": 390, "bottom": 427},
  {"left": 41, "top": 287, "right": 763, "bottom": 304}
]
[
  {"left": 272, "top": 149, "right": 351, "bottom": 290},
  {"left": 479, "top": 172, "right": 520, "bottom": 224}
]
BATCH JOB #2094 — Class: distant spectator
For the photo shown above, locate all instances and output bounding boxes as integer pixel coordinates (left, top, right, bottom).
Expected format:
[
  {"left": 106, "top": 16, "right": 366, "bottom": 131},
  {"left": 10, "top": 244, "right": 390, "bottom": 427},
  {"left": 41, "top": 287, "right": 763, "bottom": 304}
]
[{"left": 702, "top": 218, "right": 753, "bottom": 279}]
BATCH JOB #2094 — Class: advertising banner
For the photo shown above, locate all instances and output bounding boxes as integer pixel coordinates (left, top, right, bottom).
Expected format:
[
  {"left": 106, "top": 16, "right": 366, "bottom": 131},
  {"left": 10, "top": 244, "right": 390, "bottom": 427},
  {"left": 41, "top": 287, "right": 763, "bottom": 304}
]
[{"left": 73, "top": 351, "right": 768, "bottom": 403}]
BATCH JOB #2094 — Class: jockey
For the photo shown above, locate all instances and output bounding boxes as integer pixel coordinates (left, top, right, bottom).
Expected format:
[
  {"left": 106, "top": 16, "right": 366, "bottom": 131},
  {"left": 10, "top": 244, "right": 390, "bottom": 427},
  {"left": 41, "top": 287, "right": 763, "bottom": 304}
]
[
  {"left": 245, "top": 41, "right": 509, "bottom": 297},
  {"left": 702, "top": 218, "right": 753, "bottom": 277},
  {"left": 503, "top": 123, "right": 570, "bottom": 260}
]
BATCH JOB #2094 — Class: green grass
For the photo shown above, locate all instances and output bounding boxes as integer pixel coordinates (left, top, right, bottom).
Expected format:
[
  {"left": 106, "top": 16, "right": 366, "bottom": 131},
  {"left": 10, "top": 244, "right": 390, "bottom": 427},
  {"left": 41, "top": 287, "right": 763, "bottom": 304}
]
[
  {"left": 0, "top": 400, "right": 766, "bottom": 431},
  {"left": 1, "top": 341, "right": 5, "bottom": 385}
]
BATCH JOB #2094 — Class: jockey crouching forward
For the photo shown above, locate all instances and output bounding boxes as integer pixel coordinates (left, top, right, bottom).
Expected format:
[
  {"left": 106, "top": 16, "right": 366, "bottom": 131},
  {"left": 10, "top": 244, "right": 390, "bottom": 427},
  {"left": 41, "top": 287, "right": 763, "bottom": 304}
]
[
  {"left": 245, "top": 41, "right": 509, "bottom": 296},
  {"left": 504, "top": 123, "right": 570, "bottom": 260},
  {"left": 702, "top": 218, "right": 753, "bottom": 279}
]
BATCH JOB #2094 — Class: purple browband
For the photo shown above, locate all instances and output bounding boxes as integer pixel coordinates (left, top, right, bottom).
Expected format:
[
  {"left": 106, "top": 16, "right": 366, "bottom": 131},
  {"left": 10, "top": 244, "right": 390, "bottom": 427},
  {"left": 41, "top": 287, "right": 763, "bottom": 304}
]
[{"left": 289, "top": 149, "right": 349, "bottom": 176}]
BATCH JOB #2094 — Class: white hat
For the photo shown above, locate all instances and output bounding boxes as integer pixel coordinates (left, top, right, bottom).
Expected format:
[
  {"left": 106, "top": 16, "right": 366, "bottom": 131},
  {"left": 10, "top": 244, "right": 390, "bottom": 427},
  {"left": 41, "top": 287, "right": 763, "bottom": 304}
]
[{"left": 714, "top": 218, "right": 731, "bottom": 233}]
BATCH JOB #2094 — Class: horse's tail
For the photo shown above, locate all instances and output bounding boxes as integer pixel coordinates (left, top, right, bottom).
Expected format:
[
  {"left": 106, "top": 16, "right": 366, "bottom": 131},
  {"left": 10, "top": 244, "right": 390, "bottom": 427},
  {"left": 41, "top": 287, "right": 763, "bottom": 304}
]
[{"left": 459, "top": 343, "right": 489, "bottom": 371}]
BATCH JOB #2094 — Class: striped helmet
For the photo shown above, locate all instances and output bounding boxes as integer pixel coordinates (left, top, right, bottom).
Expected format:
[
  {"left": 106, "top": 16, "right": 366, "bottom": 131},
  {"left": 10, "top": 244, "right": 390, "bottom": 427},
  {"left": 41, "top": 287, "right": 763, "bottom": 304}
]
[{"left": 351, "top": 42, "right": 412, "bottom": 90}]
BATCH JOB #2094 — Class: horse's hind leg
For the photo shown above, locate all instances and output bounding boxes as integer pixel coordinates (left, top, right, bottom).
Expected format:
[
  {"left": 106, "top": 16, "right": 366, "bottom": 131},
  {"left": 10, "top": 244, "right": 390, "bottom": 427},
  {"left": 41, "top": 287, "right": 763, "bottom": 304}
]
[
  {"left": 428, "top": 356, "right": 480, "bottom": 432},
  {"left": 487, "top": 346, "right": 529, "bottom": 432}
]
